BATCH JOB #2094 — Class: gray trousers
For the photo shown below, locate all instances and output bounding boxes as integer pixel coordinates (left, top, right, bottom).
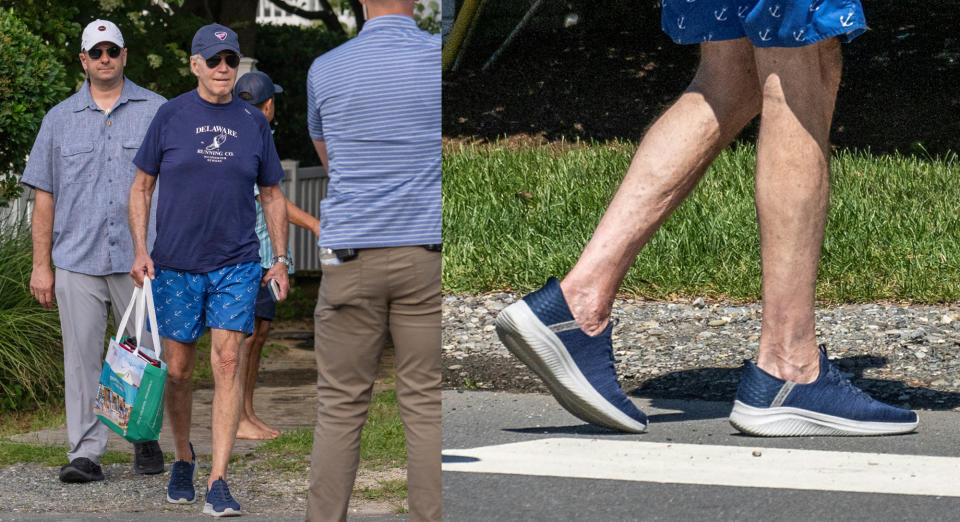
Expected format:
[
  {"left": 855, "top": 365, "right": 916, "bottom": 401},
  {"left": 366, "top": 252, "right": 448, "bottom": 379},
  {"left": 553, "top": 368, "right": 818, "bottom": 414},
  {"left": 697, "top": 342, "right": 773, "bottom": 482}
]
[{"left": 55, "top": 269, "right": 152, "bottom": 463}]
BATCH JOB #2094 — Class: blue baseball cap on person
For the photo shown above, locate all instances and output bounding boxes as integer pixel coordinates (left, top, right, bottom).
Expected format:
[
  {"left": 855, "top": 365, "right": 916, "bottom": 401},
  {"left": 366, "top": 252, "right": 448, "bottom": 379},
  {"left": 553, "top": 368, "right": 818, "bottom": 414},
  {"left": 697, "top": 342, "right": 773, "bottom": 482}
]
[
  {"left": 234, "top": 71, "right": 283, "bottom": 105},
  {"left": 191, "top": 23, "right": 240, "bottom": 59}
]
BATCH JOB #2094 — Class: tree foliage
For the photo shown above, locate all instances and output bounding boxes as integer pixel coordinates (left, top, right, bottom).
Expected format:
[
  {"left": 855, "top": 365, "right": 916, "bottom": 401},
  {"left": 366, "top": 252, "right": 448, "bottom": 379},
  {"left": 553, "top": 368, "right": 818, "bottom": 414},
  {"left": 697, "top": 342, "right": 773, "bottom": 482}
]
[
  {"left": 0, "top": 0, "right": 205, "bottom": 99},
  {"left": 254, "top": 23, "right": 349, "bottom": 165},
  {"left": 0, "top": 9, "right": 69, "bottom": 207}
]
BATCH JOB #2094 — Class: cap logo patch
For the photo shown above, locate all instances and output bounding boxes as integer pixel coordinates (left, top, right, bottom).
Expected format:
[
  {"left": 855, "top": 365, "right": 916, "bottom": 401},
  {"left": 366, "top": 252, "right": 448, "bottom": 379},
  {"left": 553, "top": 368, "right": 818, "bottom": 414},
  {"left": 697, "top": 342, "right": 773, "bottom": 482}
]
[
  {"left": 215, "top": 31, "right": 227, "bottom": 40},
  {"left": 98, "top": 26, "right": 106, "bottom": 31}
]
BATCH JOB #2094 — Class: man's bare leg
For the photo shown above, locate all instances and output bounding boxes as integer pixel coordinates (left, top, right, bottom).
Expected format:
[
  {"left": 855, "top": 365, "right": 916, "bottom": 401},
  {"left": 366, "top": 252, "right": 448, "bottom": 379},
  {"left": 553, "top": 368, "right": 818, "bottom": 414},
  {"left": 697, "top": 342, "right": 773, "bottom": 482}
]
[
  {"left": 164, "top": 338, "right": 197, "bottom": 462},
  {"left": 208, "top": 328, "right": 246, "bottom": 489},
  {"left": 753, "top": 38, "right": 841, "bottom": 383},
  {"left": 561, "top": 38, "right": 762, "bottom": 335},
  {"left": 237, "top": 318, "right": 280, "bottom": 440}
]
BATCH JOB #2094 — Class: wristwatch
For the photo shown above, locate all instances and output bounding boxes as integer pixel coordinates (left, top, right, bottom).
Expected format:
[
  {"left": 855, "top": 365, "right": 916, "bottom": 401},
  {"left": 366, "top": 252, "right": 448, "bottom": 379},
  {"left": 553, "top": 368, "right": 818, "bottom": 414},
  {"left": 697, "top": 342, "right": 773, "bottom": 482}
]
[{"left": 273, "top": 255, "right": 292, "bottom": 266}]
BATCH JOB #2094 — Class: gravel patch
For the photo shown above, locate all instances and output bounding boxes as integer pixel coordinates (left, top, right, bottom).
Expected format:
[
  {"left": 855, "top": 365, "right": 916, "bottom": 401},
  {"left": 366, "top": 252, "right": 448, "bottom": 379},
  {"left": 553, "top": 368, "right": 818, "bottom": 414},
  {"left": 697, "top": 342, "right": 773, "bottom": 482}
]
[
  {"left": 442, "top": 293, "right": 960, "bottom": 409},
  {"left": 0, "top": 460, "right": 405, "bottom": 515}
]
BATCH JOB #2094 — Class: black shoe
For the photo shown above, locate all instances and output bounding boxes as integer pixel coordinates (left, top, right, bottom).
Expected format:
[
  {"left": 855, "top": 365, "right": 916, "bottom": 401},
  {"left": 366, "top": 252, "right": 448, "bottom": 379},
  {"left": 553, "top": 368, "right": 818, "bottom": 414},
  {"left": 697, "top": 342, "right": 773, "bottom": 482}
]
[
  {"left": 59, "top": 457, "right": 104, "bottom": 483},
  {"left": 133, "top": 440, "right": 164, "bottom": 475}
]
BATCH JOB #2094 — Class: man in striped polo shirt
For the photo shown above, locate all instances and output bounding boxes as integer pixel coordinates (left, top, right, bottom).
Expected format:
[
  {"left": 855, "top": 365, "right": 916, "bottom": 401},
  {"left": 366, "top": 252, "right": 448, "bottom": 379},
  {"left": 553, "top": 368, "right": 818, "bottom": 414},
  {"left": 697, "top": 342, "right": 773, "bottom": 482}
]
[{"left": 305, "top": 1, "right": 440, "bottom": 520}]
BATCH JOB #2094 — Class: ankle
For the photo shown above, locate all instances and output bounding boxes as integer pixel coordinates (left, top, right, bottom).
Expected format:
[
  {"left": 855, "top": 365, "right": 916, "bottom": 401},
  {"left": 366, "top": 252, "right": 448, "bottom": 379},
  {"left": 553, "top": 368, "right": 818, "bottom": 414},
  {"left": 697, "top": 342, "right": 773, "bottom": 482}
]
[
  {"left": 756, "top": 349, "right": 820, "bottom": 384},
  {"left": 558, "top": 278, "right": 612, "bottom": 336}
]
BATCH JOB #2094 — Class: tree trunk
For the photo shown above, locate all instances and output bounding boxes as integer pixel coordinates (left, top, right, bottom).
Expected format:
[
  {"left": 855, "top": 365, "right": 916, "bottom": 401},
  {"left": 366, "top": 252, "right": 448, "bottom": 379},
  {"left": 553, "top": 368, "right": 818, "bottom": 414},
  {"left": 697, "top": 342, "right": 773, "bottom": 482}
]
[{"left": 266, "top": 0, "right": 347, "bottom": 35}]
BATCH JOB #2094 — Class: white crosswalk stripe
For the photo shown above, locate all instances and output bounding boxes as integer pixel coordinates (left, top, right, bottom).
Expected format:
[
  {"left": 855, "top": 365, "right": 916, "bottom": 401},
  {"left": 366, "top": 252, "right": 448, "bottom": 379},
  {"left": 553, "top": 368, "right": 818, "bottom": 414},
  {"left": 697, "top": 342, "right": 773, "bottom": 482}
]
[{"left": 443, "top": 438, "right": 960, "bottom": 497}]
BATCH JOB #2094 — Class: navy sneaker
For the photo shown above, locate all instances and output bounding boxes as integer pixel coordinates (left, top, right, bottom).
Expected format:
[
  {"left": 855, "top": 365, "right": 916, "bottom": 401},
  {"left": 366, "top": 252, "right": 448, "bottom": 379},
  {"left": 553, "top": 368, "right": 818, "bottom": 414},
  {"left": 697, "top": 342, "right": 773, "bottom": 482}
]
[
  {"left": 495, "top": 277, "right": 647, "bottom": 432},
  {"left": 730, "top": 345, "right": 919, "bottom": 436},
  {"left": 203, "top": 477, "right": 242, "bottom": 517},
  {"left": 167, "top": 442, "right": 197, "bottom": 504}
]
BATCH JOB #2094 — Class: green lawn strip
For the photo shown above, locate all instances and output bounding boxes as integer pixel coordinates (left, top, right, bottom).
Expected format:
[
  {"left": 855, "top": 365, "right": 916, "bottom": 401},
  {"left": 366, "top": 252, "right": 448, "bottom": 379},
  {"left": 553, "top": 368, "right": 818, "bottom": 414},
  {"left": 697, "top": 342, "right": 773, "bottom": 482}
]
[
  {"left": 244, "top": 389, "right": 406, "bottom": 471},
  {"left": 442, "top": 141, "right": 960, "bottom": 302},
  {"left": 354, "top": 478, "right": 407, "bottom": 501},
  {"left": 0, "top": 403, "right": 65, "bottom": 437},
  {"left": 0, "top": 439, "right": 131, "bottom": 466},
  {"left": 261, "top": 342, "right": 289, "bottom": 359}
]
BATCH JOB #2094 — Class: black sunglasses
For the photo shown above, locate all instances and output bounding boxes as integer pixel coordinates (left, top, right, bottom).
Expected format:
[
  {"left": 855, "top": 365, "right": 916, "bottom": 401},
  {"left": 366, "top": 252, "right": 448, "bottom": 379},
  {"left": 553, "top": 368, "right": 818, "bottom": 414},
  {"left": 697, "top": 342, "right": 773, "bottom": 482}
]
[
  {"left": 205, "top": 53, "right": 240, "bottom": 69},
  {"left": 87, "top": 46, "right": 122, "bottom": 60}
]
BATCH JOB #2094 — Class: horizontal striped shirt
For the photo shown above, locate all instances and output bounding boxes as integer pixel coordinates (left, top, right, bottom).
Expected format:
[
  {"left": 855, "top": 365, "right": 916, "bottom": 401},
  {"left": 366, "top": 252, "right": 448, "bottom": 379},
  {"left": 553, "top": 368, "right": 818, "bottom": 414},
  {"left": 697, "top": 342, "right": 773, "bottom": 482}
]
[{"left": 306, "top": 15, "right": 441, "bottom": 249}]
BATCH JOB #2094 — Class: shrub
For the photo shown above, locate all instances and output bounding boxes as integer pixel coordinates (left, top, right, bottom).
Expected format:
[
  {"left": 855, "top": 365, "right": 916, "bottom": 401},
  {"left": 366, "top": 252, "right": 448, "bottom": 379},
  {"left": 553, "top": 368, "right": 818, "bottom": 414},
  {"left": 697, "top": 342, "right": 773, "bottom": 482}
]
[
  {"left": 0, "top": 9, "right": 69, "bottom": 207},
  {"left": 0, "top": 221, "right": 64, "bottom": 412}
]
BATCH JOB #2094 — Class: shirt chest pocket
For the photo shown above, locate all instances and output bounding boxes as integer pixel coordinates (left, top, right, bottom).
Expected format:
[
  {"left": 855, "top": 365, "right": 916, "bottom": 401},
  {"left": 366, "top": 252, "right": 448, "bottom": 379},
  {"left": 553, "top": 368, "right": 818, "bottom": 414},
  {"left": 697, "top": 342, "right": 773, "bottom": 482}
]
[
  {"left": 122, "top": 138, "right": 143, "bottom": 164},
  {"left": 59, "top": 142, "right": 96, "bottom": 183}
]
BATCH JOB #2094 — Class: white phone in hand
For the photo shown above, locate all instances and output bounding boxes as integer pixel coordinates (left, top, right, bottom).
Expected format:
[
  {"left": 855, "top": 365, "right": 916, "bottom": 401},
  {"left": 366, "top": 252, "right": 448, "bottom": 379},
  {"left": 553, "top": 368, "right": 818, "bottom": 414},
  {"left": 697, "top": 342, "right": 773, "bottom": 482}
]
[{"left": 268, "top": 279, "right": 281, "bottom": 302}]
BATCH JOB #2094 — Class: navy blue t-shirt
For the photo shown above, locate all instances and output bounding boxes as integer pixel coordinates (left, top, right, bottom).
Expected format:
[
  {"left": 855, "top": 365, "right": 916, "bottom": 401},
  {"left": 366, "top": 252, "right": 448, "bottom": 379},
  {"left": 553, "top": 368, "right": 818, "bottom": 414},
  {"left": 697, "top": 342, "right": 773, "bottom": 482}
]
[{"left": 134, "top": 90, "right": 284, "bottom": 273}]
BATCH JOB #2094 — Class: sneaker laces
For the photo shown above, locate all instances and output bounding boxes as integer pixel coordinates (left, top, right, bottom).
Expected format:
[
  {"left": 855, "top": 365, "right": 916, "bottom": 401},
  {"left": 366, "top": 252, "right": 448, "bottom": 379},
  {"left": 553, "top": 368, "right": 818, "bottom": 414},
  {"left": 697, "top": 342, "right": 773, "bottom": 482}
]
[
  {"left": 170, "top": 461, "right": 194, "bottom": 490},
  {"left": 209, "top": 479, "right": 232, "bottom": 503},
  {"left": 824, "top": 359, "right": 874, "bottom": 403}
]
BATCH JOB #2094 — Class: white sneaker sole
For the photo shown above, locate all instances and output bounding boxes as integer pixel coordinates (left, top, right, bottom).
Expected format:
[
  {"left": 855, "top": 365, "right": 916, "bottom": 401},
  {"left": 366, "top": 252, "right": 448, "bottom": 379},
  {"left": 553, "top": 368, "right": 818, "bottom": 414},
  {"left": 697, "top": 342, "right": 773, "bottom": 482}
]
[
  {"left": 729, "top": 400, "right": 919, "bottom": 436},
  {"left": 495, "top": 300, "right": 646, "bottom": 433},
  {"left": 203, "top": 503, "right": 242, "bottom": 517},
  {"left": 166, "top": 458, "right": 198, "bottom": 504}
]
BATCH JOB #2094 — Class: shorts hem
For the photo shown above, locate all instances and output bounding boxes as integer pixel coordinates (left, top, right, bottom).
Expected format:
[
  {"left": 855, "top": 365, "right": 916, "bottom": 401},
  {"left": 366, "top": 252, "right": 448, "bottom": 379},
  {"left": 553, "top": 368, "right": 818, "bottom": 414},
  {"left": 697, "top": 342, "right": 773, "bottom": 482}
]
[
  {"left": 158, "top": 329, "right": 203, "bottom": 344},
  {"left": 206, "top": 324, "right": 255, "bottom": 336},
  {"left": 749, "top": 24, "right": 867, "bottom": 47}
]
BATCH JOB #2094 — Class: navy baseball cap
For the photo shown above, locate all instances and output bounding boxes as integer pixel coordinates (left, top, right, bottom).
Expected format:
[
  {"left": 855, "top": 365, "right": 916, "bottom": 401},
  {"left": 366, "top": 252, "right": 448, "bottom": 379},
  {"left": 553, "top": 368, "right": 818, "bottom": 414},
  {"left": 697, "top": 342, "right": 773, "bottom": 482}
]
[
  {"left": 235, "top": 71, "right": 283, "bottom": 105},
  {"left": 191, "top": 23, "right": 240, "bottom": 59}
]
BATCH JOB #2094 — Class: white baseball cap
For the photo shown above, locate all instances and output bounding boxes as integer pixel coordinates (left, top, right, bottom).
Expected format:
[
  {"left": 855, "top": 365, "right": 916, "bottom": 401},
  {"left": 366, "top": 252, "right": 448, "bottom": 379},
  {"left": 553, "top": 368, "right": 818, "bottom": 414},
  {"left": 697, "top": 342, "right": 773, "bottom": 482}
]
[{"left": 81, "top": 20, "right": 124, "bottom": 51}]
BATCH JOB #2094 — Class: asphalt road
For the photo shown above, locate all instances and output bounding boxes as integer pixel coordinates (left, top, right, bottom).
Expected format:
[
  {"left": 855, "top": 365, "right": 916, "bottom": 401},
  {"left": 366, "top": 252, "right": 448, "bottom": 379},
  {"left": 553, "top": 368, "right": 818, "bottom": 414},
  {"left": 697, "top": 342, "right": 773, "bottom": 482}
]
[{"left": 442, "top": 390, "right": 960, "bottom": 521}]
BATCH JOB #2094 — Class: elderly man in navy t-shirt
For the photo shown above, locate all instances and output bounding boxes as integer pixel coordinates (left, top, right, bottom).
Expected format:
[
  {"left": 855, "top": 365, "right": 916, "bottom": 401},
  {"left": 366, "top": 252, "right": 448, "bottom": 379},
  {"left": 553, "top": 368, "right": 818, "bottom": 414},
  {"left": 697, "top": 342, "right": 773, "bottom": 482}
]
[{"left": 128, "top": 23, "right": 289, "bottom": 517}]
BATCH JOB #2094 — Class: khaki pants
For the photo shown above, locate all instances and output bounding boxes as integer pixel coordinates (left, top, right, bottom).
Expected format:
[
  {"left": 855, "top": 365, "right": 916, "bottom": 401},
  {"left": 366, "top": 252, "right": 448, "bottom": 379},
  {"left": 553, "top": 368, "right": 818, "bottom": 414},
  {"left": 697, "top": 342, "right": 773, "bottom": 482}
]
[{"left": 306, "top": 247, "right": 441, "bottom": 522}]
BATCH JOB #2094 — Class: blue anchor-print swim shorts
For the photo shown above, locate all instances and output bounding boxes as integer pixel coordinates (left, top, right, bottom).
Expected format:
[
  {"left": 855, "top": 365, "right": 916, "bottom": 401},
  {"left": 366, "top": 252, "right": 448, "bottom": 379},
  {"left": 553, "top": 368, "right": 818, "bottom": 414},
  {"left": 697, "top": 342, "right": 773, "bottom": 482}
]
[
  {"left": 662, "top": 0, "right": 866, "bottom": 47},
  {"left": 152, "top": 262, "right": 260, "bottom": 342}
]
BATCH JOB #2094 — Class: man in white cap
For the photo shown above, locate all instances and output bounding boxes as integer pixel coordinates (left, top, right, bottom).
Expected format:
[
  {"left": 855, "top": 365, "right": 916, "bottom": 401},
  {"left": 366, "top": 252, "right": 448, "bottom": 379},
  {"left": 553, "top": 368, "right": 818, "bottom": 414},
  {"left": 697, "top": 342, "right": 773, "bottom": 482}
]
[{"left": 22, "top": 19, "right": 166, "bottom": 483}]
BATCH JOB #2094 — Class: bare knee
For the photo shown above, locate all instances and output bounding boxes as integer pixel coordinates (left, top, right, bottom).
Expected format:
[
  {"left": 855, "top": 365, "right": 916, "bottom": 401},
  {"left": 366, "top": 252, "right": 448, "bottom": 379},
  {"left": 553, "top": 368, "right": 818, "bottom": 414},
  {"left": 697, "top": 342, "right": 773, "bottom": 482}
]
[
  {"left": 167, "top": 370, "right": 193, "bottom": 387},
  {"left": 213, "top": 350, "right": 242, "bottom": 377}
]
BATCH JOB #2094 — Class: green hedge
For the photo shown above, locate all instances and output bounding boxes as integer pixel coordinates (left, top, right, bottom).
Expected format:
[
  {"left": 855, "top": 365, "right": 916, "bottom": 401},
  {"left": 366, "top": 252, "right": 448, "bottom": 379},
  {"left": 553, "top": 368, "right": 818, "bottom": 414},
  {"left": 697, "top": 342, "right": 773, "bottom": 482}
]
[
  {"left": 254, "top": 23, "right": 349, "bottom": 166},
  {"left": 0, "top": 9, "right": 69, "bottom": 207}
]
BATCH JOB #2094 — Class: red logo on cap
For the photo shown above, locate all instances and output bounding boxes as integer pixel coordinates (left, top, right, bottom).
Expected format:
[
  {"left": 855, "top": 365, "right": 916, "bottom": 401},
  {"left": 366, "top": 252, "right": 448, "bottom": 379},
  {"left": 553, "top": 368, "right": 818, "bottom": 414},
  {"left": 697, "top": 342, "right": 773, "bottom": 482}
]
[
  {"left": 98, "top": 26, "right": 106, "bottom": 31},
  {"left": 215, "top": 31, "right": 227, "bottom": 40}
]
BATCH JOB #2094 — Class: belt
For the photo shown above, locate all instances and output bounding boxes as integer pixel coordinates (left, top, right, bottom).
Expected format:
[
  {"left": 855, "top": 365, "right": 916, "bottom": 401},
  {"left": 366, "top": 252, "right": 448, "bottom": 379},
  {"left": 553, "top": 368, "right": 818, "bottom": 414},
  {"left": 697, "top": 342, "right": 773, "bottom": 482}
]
[{"left": 331, "top": 244, "right": 441, "bottom": 262}]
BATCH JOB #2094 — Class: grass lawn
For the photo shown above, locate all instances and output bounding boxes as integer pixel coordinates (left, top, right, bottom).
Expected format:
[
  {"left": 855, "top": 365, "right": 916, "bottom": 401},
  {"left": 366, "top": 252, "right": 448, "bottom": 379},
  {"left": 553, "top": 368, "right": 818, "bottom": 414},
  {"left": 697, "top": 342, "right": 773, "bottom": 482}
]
[
  {"left": 236, "top": 389, "right": 407, "bottom": 503},
  {"left": 442, "top": 141, "right": 960, "bottom": 302},
  {"left": 252, "top": 389, "right": 406, "bottom": 470}
]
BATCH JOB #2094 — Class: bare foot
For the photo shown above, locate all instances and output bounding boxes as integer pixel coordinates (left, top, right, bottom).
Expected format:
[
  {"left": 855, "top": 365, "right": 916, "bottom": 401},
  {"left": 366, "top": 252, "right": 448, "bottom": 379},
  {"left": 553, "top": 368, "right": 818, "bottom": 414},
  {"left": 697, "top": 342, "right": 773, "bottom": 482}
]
[
  {"left": 236, "top": 417, "right": 279, "bottom": 440},
  {"left": 250, "top": 413, "right": 281, "bottom": 438}
]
